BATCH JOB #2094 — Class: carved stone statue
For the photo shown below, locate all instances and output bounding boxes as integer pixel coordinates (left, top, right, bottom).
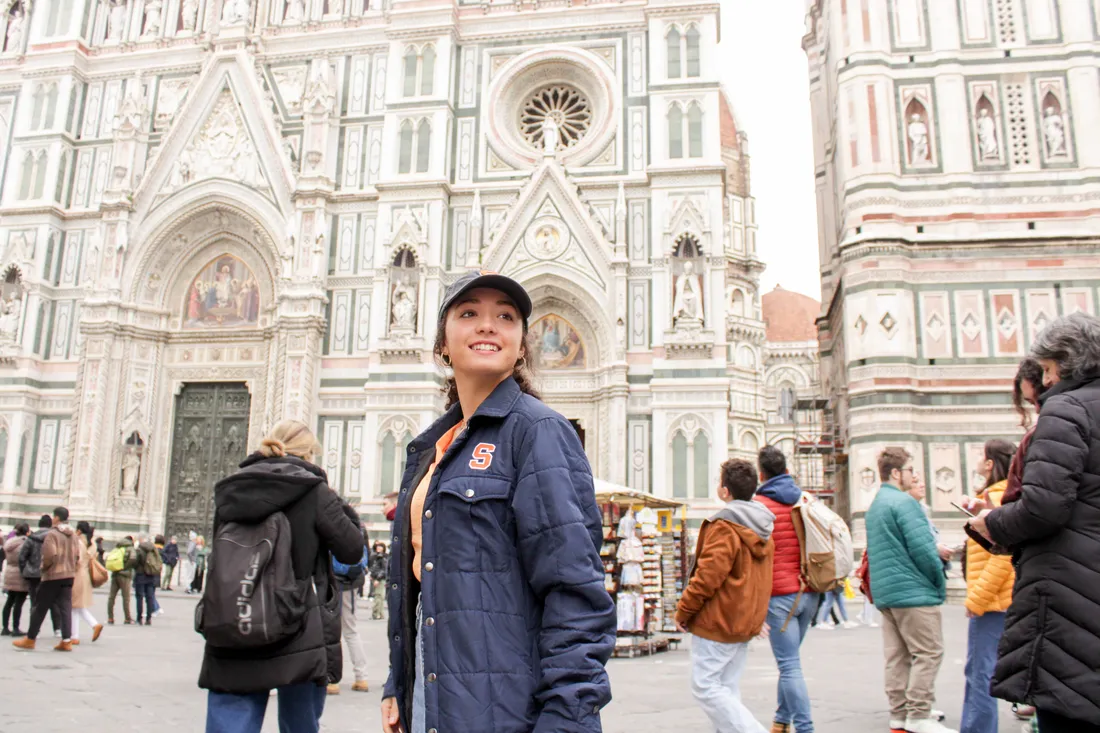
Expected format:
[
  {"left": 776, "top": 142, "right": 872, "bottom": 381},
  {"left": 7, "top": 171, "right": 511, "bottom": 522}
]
[
  {"left": 181, "top": 0, "right": 199, "bottom": 30},
  {"left": 168, "top": 143, "right": 195, "bottom": 190},
  {"left": 304, "top": 58, "right": 336, "bottom": 114},
  {"left": 907, "top": 113, "right": 929, "bottom": 164},
  {"left": 115, "top": 73, "right": 147, "bottom": 133},
  {"left": 221, "top": 0, "right": 250, "bottom": 25},
  {"left": 976, "top": 107, "right": 998, "bottom": 159},
  {"left": 672, "top": 261, "right": 704, "bottom": 324},
  {"left": 107, "top": 0, "right": 127, "bottom": 42},
  {"left": 0, "top": 294, "right": 21, "bottom": 341},
  {"left": 4, "top": 6, "right": 25, "bottom": 54},
  {"left": 142, "top": 0, "right": 163, "bottom": 37},
  {"left": 121, "top": 446, "right": 141, "bottom": 494},
  {"left": 284, "top": 0, "right": 305, "bottom": 24},
  {"left": 391, "top": 284, "right": 416, "bottom": 330},
  {"left": 1043, "top": 106, "right": 1066, "bottom": 158},
  {"left": 541, "top": 116, "right": 559, "bottom": 157}
]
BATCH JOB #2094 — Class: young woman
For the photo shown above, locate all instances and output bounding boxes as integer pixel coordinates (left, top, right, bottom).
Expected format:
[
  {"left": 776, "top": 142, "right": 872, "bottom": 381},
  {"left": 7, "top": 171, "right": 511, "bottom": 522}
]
[
  {"left": 199, "top": 420, "right": 364, "bottom": 733},
  {"left": 381, "top": 272, "right": 616, "bottom": 733},
  {"left": 70, "top": 521, "right": 104, "bottom": 644},
  {"left": 2, "top": 523, "right": 30, "bottom": 636},
  {"left": 1003, "top": 358, "right": 1046, "bottom": 505},
  {"left": 960, "top": 439, "right": 1015, "bottom": 733}
]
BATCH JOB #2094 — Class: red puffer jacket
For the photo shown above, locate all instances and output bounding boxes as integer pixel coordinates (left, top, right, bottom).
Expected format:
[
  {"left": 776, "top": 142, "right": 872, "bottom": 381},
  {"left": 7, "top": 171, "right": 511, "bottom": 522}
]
[{"left": 756, "top": 492, "right": 802, "bottom": 596}]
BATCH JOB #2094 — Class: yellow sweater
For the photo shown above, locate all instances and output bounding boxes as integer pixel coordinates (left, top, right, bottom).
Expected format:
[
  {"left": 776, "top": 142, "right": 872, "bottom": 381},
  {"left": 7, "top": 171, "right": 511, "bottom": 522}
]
[{"left": 965, "top": 481, "right": 1015, "bottom": 615}]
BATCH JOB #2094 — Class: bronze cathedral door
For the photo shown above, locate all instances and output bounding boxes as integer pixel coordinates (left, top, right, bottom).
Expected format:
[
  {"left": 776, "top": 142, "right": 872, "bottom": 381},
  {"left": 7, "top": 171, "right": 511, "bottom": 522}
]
[{"left": 164, "top": 383, "right": 251, "bottom": 540}]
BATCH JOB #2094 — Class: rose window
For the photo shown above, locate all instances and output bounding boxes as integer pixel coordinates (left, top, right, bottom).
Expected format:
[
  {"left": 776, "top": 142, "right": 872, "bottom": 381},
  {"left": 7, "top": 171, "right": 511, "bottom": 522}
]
[{"left": 519, "top": 85, "right": 592, "bottom": 151}]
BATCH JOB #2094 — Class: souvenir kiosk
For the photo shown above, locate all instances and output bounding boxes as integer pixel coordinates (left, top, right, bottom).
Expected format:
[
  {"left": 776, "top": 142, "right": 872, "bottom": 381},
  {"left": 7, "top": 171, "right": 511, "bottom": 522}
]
[{"left": 594, "top": 481, "right": 689, "bottom": 659}]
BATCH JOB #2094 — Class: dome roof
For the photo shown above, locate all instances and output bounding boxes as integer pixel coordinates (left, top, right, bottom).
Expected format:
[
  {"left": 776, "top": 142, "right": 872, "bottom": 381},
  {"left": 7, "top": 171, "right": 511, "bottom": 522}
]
[{"left": 762, "top": 286, "right": 820, "bottom": 342}]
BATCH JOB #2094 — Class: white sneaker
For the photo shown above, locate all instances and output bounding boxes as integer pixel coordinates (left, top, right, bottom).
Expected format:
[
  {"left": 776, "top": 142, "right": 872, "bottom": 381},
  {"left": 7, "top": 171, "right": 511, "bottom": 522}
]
[
  {"left": 842, "top": 620, "right": 860, "bottom": 629},
  {"left": 154, "top": 609, "right": 164, "bottom": 617},
  {"left": 868, "top": 621, "right": 881, "bottom": 628},
  {"left": 889, "top": 719, "right": 905, "bottom": 730},
  {"left": 932, "top": 710, "right": 946, "bottom": 722},
  {"left": 817, "top": 621, "right": 835, "bottom": 630},
  {"left": 905, "top": 717, "right": 957, "bottom": 733}
]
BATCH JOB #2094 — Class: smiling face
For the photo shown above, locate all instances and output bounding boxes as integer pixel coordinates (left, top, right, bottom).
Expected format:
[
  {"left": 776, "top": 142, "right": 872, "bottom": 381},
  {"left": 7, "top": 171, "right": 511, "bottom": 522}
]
[{"left": 440, "top": 287, "right": 525, "bottom": 385}]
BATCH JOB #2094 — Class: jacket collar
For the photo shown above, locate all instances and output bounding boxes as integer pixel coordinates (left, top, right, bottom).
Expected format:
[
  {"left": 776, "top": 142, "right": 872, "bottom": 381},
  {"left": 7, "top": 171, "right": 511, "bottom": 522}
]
[
  {"left": 409, "top": 377, "right": 523, "bottom": 452},
  {"left": 880, "top": 482, "right": 903, "bottom": 493},
  {"left": 1039, "top": 374, "right": 1099, "bottom": 405}
]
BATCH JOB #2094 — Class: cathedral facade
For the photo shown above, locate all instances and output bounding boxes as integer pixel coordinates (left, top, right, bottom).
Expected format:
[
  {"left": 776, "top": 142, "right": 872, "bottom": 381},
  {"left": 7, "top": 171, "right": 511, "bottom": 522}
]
[
  {"left": 804, "top": 0, "right": 1100, "bottom": 527},
  {"left": 0, "top": 0, "right": 774, "bottom": 538}
]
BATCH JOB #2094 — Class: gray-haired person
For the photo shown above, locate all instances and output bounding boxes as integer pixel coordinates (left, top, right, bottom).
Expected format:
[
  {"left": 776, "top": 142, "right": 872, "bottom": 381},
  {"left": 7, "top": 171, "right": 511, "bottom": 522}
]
[{"left": 968, "top": 312, "right": 1100, "bottom": 733}]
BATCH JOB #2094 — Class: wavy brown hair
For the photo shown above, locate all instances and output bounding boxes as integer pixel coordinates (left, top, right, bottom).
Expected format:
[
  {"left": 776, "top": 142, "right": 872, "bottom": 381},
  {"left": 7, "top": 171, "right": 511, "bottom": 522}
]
[
  {"left": 983, "top": 439, "right": 1015, "bottom": 489},
  {"left": 1012, "top": 357, "right": 1046, "bottom": 428},
  {"left": 433, "top": 311, "right": 540, "bottom": 410}
]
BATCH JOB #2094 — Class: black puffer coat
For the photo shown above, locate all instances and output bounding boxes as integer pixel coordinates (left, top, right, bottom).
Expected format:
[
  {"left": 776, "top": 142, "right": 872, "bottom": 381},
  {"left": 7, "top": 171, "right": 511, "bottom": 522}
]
[
  {"left": 198, "top": 454, "right": 364, "bottom": 694},
  {"left": 986, "top": 376, "right": 1100, "bottom": 724}
]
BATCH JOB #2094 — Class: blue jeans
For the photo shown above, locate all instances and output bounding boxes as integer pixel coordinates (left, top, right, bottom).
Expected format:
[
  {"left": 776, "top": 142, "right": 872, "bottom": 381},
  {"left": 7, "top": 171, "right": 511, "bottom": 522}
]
[
  {"left": 961, "top": 611, "right": 1005, "bottom": 733},
  {"left": 766, "top": 592, "right": 819, "bottom": 732},
  {"left": 412, "top": 595, "right": 426, "bottom": 733},
  {"left": 206, "top": 682, "right": 327, "bottom": 733},
  {"left": 817, "top": 589, "right": 849, "bottom": 624},
  {"left": 134, "top": 579, "right": 156, "bottom": 622}
]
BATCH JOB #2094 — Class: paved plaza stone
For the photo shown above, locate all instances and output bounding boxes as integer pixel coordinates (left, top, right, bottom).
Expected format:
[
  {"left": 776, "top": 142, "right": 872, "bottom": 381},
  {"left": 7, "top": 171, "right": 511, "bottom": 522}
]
[{"left": 2, "top": 590, "right": 1022, "bottom": 732}]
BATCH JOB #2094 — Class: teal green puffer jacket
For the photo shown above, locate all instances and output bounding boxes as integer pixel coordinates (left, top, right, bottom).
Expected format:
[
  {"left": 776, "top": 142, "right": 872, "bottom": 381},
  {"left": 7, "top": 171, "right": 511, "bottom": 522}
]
[{"left": 865, "top": 484, "right": 946, "bottom": 609}]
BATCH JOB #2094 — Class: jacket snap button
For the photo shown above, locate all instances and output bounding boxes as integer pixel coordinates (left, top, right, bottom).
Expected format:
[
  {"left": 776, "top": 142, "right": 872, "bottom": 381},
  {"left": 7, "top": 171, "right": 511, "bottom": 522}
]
[
  {"left": 394, "top": 635, "right": 400, "bottom": 642},
  {"left": 424, "top": 562, "right": 434, "bottom": 572},
  {"left": 428, "top": 729, "right": 437, "bottom": 733},
  {"left": 427, "top": 673, "right": 437, "bottom": 683},
  {"left": 425, "top": 617, "right": 435, "bottom": 626},
  {"left": 424, "top": 509, "right": 432, "bottom": 519},
  {"left": 409, "top": 446, "right": 416, "bottom": 453},
  {"left": 391, "top": 583, "right": 398, "bottom": 590},
  {"left": 465, "top": 489, "right": 475, "bottom": 498}
]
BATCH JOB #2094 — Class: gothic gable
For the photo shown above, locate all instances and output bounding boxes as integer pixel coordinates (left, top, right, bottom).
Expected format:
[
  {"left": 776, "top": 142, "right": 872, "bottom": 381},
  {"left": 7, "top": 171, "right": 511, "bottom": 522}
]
[
  {"left": 133, "top": 55, "right": 294, "bottom": 218},
  {"left": 481, "top": 161, "right": 612, "bottom": 292}
]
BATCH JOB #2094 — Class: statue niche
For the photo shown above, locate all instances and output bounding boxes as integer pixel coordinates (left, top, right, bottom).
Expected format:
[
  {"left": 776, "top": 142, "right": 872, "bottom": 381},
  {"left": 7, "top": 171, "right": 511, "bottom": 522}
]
[{"left": 388, "top": 247, "right": 419, "bottom": 336}]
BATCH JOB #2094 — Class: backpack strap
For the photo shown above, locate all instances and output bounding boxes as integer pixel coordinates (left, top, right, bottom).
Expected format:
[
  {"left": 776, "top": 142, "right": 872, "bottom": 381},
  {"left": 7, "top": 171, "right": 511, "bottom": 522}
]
[{"left": 780, "top": 498, "right": 810, "bottom": 635}]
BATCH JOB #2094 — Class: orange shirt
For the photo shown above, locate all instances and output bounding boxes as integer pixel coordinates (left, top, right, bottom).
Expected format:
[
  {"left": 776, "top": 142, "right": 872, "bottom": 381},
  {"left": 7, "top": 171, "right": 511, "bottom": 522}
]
[{"left": 410, "top": 422, "right": 464, "bottom": 582}]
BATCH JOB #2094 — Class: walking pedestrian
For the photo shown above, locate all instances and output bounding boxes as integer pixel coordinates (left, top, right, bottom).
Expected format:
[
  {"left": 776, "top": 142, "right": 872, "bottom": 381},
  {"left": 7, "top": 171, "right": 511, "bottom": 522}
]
[
  {"left": 161, "top": 535, "right": 179, "bottom": 590},
  {"left": 754, "top": 445, "right": 819, "bottom": 733},
  {"left": 816, "top": 584, "right": 856, "bottom": 630},
  {"left": 180, "top": 531, "right": 197, "bottom": 590},
  {"left": 367, "top": 540, "right": 388, "bottom": 620},
  {"left": 381, "top": 272, "right": 615, "bottom": 733},
  {"left": 12, "top": 507, "right": 81, "bottom": 652},
  {"left": 968, "top": 313, "right": 1100, "bottom": 733},
  {"left": 105, "top": 536, "right": 136, "bottom": 624},
  {"left": 188, "top": 536, "right": 207, "bottom": 594},
  {"left": 70, "top": 521, "right": 104, "bottom": 645},
  {"left": 199, "top": 419, "right": 364, "bottom": 733},
  {"left": 2, "top": 523, "right": 30, "bottom": 636},
  {"left": 328, "top": 527, "right": 370, "bottom": 695},
  {"left": 94, "top": 536, "right": 105, "bottom": 566},
  {"left": 866, "top": 448, "right": 953, "bottom": 733},
  {"left": 19, "top": 515, "right": 61, "bottom": 636},
  {"left": 133, "top": 537, "right": 161, "bottom": 625},
  {"left": 677, "top": 458, "right": 774, "bottom": 733},
  {"left": 959, "top": 440, "right": 1015, "bottom": 733}
]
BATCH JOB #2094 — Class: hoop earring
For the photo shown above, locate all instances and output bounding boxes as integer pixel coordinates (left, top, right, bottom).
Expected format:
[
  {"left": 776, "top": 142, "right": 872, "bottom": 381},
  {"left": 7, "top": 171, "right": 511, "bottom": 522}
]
[{"left": 441, "top": 353, "right": 452, "bottom": 367}]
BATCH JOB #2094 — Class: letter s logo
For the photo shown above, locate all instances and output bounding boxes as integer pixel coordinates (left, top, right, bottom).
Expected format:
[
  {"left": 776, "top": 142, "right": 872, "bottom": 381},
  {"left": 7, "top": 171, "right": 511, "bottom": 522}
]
[{"left": 469, "top": 443, "right": 496, "bottom": 470}]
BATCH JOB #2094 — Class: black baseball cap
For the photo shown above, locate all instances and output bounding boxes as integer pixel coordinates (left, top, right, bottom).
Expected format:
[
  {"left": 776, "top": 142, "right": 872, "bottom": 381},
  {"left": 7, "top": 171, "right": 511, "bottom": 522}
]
[{"left": 437, "top": 271, "right": 533, "bottom": 323}]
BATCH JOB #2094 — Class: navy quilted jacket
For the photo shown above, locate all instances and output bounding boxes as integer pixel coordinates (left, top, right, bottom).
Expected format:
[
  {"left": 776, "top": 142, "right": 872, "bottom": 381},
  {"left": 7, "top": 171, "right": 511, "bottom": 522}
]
[
  {"left": 865, "top": 483, "right": 946, "bottom": 609},
  {"left": 383, "top": 377, "right": 615, "bottom": 733},
  {"left": 986, "top": 376, "right": 1100, "bottom": 724}
]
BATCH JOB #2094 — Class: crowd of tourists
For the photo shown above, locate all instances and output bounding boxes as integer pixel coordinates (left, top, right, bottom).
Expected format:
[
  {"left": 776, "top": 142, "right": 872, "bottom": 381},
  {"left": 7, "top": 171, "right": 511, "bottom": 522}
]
[{"left": 2, "top": 272, "right": 1098, "bottom": 733}]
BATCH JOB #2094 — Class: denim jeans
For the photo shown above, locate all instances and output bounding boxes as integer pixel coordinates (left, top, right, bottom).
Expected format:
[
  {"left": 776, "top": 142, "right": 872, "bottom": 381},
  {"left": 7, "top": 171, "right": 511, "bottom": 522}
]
[
  {"left": 691, "top": 635, "right": 767, "bottom": 733},
  {"left": 817, "top": 589, "right": 849, "bottom": 624},
  {"left": 766, "top": 592, "right": 820, "bottom": 732},
  {"left": 961, "top": 611, "right": 1005, "bottom": 733},
  {"left": 134, "top": 580, "right": 156, "bottom": 622},
  {"left": 412, "top": 595, "right": 426, "bottom": 733},
  {"left": 206, "top": 682, "right": 327, "bottom": 733}
]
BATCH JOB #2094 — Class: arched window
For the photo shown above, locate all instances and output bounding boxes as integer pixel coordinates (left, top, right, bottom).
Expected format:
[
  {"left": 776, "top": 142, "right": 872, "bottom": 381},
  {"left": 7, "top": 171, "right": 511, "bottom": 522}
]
[
  {"left": 402, "top": 47, "right": 419, "bottom": 98},
  {"left": 398, "top": 119, "right": 414, "bottom": 174},
  {"left": 46, "top": 0, "right": 73, "bottom": 37},
  {"left": 380, "top": 432, "right": 396, "bottom": 494},
  {"left": 778, "top": 382, "right": 796, "bottom": 423},
  {"left": 0, "top": 427, "right": 7, "bottom": 484},
  {"left": 44, "top": 84, "right": 58, "bottom": 130},
  {"left": 693, "top": 432, "right": 710, "bottom": 498},
  {"left": 740, "top": 431, "right": 759, "bottom": 453},
  {"left": 731, "top": 289, "right": 745, "bottom": 317},
  {"left": 15, "top": 431, "right": 28, "bottom": 489},
  {"left": 687, "top": 103, "right": 703, "bottom": 158},
  {"left": 32, "top": 150, "right": 47, "bottom": 199},
  {"left": 31, "top": 86, "right": 45, "bottom": 130},
  {"left": 668, "top": 104, "right": 683, "bottom": 159},
  {"left": 18, "top": 151, "right": 34, "bottom": 200},
  {"left": 672, "top": 430, "right": 688, "bottom": 498},
  {"left": 666, "top": 27, "right": 681, "bottom": 78},
  {"left": 415, "top": 119, "right": 431, "bottom": 173},
  {"left": 420, "top": 45, "right": 435, "bottom": 96},
  {"left": 685, "top": 25, "right": 701, "bottom": 77}
]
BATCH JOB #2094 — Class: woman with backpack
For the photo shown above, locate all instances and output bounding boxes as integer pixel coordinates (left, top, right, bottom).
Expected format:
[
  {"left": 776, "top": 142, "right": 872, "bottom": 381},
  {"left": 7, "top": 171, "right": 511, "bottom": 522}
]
[
  {"left": 199, "top": 419, "right": 364, "bottom": 733},
  {"left": 380, "top": 272, "right": 616, "bottom": 733},
  {"left": 2, "top": 523, "right": 30, "bottom": 636}
]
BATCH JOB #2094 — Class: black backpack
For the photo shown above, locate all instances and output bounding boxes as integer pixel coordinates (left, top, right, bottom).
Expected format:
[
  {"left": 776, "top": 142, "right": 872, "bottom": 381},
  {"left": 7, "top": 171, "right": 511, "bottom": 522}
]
[
  {"left": 195, "top": 512, "right": 308, "bottom": 649},
  {"left": 20, "top": 534, "right": 44, "bottom": 579}
]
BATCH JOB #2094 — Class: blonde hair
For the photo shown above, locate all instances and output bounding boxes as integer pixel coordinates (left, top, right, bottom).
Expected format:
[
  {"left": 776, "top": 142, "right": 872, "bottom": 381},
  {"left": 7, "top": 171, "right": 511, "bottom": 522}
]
[{"left": 258, "top": 420, "right": 322, "bottom": 463}]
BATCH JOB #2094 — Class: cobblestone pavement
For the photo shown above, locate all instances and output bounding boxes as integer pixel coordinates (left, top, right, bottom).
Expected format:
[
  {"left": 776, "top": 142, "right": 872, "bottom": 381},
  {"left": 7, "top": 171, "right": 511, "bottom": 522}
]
[{"left": 1, "top": 590, "right": 1021, "bottom": 732}]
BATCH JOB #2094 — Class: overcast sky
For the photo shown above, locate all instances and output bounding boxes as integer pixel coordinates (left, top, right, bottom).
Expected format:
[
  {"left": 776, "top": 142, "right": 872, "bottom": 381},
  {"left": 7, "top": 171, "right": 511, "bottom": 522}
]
[{"left": 717, "top": 2, "right": 821, "bottom": 302}]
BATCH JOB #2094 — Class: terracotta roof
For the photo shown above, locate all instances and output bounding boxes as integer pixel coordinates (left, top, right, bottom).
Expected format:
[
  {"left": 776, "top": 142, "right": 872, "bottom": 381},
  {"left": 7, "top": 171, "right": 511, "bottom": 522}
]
[
  {"left": 719, "top": 91, "right": 739, "bottom": 150},
  {"left": 762, "top": 286, "right": 820, "bottom": 342}
]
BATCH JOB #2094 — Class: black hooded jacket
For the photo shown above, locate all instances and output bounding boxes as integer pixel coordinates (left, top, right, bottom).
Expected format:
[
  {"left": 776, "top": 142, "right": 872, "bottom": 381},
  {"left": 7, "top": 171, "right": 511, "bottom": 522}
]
[
  {"left": 198, "top": 453, "right": 363, "bottom": 694},
  {"left": 986, "top": 376, "right": 1100, "bottom": 724}
]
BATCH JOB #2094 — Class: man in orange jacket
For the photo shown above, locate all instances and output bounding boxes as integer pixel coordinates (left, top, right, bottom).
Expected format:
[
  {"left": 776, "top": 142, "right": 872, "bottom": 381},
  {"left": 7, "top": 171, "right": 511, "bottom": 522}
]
[{"left": 677, "top": 458, "right": 775, "bottom": 733}]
